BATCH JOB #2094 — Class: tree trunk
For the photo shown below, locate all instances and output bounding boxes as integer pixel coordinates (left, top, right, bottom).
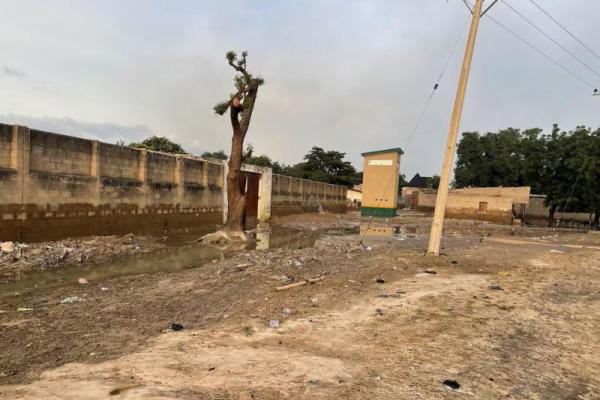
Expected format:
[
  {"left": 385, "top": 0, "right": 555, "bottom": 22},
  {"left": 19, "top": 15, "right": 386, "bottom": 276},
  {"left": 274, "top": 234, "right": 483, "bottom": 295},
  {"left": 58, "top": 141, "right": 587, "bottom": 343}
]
[
  {"left": 226, "top": 130, "right": 246, "bottom": 231},
  {"left": 224, "top": 89, "right": 258, "bottom": 233},
  {"left": 548, "top": 204, "right": 557, "bottom": 227},
  {"left": 593, "top": 209, "right": 600, "bottom": 230}
]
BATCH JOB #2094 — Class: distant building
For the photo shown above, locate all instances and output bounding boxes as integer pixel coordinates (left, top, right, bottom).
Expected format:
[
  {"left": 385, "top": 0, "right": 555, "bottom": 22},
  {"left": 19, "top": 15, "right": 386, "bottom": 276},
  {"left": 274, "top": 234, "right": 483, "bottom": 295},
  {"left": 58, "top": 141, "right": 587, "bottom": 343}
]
[
  {"left": 360, "top": 147, "right": 404, "bottom": 217},
  {"left": 346, "top": 185, "right": 362, "bottom": 208},
  {"left": 406, "top": 173, "right": 431, "bottom": 188}
]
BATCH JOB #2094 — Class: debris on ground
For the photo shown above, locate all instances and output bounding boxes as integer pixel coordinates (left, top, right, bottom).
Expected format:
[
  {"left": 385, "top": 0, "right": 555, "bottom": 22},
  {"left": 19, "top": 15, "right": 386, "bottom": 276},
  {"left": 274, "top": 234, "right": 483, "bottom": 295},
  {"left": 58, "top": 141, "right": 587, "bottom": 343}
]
[
  {"left": 275, "top": 276, "right": 324, "bottom": 291},
  {"left": 0, "top": 234, "right": 165, "bottom": 279},
  {"left": 1, "top": 241, "right": 15, "bottom": 253},
  {"left": 424, "top": 270, "right": 437, "bottom": 274},
  {"left": 489, "top": 284, "right": 504, "bottom": 290},
  {"left": 16, "top": 307, "right": 33, "bottom": 312},
  {"left": 77, "top": 278, "right": 88, "bottom": 285},
  {"left": 375, "top": 278, "right": 386, "bottom": 284},
  {"left": 60, "top": 296, "right": 81, "bottom": 304},
  {"left": 281, "top": 307, "right": 292, "bottom": 316},
  {"left": 442, "top": 379, "right": 461, "bottom": 390},
  {"left": 170, "top": 323, "right": 184, "bottom": 331},
  {"left": 269, "top": 319, "right": 280, "bottom": 329},
  {"left": 376, "top": 308, "right": 385, "bottom": 316}
]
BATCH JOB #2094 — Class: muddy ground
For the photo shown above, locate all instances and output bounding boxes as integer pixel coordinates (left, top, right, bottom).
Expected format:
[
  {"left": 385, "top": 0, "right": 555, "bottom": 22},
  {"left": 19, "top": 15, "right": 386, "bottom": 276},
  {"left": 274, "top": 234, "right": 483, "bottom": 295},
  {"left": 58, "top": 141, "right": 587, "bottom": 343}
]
[{"left": 1, "top": 211, "right": 599, "bottom": 399}]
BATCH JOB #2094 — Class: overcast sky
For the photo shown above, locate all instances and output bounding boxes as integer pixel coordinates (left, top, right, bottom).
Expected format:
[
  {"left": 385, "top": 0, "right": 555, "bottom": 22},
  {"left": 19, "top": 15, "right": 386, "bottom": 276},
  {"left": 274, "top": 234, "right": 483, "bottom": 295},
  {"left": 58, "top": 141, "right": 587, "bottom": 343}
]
[{"left": 1, "top": 0, "right": 599, "bottom": 178}]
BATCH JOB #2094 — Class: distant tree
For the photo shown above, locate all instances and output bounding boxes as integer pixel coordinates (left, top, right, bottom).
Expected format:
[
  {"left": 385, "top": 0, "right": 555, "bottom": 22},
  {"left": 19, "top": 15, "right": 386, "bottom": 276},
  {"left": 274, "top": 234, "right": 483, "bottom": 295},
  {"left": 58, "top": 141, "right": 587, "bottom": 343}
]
[
  {"left": 426, "top": 175, "right": 440, "bottom": 189},
  {"left": 454, "top": 125, "right": 600, "bottom": 227},
  {"left": 213, "top": 50, "right": 264, "bottom": 235},
  {"left": 291, "top": 147, "right": 358, "bottom": 186},
  {"left": 128, "top": 136, "right": 187, "bottom": 154},
  {"left": 201, "top": 150, "right": 228, "bottom": 160}
]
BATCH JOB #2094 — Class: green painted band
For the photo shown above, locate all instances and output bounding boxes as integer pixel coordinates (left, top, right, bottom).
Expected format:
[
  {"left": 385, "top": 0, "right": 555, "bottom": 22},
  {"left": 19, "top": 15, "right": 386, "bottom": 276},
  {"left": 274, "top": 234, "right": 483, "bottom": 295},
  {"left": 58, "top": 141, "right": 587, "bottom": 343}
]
[{"left": 360, "top": 207, "right": 397, "bottom": 217}]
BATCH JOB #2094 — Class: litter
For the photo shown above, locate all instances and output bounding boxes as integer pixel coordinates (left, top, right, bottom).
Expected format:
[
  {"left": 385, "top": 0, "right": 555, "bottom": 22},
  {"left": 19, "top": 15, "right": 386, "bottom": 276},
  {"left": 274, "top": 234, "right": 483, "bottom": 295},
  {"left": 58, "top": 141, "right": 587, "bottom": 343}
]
[
  {"left": 489, "top": 284, "right": 504, "bottom": 290},
  {"left": 275, "top": 276, "right": 324, "bottom": 291},
  {"left": 17, "top": 307, "right": 33, "bottom": 312},
  {"left": 424, "top": 270, "right": 437, "bottom": 274},
  {"left": 78, "top": 277, "right": 88, "bottom": 285},
  {"left": 281, "top": 307, "right": 292, "bottom": 316},
  {"left": 170, "top": 323, "right": 184, "bottom": 331},
  {"left": 269, "top": 319, "right": 280, "bottom": 329},
  {"left": 60, "top": 296, "right": 81, "bottom": 304},
  {"left": 375, "top": 278, "right": 385, "bottom": 284},
  {"left": 442, "top": 379, "right": 460, "bottom": 390}
]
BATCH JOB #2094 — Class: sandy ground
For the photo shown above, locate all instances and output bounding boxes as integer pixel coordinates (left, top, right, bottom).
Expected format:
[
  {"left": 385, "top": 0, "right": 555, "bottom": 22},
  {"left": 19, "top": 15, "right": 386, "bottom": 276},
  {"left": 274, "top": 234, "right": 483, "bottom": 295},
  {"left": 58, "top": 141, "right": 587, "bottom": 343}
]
[{"left": 1, "top": 212, "right": 599, "bottom": 399}]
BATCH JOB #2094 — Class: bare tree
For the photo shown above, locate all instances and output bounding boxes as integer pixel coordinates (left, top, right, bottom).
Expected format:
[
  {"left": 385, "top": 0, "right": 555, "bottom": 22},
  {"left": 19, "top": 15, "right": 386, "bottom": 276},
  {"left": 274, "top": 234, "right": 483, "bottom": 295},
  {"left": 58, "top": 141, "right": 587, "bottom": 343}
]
[{"left": 213, "top": 51, "right": 264, "bottom": 236}]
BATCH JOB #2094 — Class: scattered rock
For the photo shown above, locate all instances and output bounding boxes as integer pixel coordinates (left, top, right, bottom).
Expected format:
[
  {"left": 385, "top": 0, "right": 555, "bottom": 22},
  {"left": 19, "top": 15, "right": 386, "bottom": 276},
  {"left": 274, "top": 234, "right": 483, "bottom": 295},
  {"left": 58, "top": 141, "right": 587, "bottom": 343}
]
[{"left": 442, "top": 379, "right": 460, "bottom": 390}]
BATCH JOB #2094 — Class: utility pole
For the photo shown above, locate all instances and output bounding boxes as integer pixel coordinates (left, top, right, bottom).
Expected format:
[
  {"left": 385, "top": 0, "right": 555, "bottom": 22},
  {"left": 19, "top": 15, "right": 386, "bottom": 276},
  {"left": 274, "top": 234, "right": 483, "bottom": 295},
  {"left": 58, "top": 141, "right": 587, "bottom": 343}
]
[{"left": 427, "top": 0, "right": 488, "bottom": 255}]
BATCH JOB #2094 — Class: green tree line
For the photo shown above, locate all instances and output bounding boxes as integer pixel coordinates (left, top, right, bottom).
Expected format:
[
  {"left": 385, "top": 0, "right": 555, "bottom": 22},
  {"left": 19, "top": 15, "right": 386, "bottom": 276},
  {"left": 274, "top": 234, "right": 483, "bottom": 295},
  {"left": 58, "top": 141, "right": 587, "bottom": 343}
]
[
  {"left": 454, "top": 125, "right": 600, "bottom": 225},
  {"left": 127, "top": 137, "right": 361, "bottom": 187}
]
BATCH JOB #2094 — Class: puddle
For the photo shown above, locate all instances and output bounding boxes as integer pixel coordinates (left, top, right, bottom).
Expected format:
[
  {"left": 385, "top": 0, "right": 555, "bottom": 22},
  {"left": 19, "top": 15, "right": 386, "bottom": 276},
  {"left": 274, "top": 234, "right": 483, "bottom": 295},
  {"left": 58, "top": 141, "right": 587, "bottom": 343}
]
[{"left": 0, "top": 226, "right": 321, "bottom": 298}]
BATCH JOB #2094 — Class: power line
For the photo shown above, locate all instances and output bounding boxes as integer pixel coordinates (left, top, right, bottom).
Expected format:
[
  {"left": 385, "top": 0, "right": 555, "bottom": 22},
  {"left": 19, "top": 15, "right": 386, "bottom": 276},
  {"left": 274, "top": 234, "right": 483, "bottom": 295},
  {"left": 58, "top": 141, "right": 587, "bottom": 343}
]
[
  {"left": 485, "top": 14, "right": 597, "bottom": 90},
  {"left": 527, "top": 0, "right": 600, "bottom": 63},
  {"left": 500, "top": 0, "right": 600, "bottom": 80},
  {"left": 404, "top": 17, "right": 470, "bottom": 150}
]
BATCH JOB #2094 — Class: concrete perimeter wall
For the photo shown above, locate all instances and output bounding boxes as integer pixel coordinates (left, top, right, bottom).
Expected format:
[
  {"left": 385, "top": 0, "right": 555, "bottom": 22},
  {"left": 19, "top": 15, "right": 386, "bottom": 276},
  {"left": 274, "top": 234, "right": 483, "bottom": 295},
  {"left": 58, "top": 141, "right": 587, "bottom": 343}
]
[
  {"left": 0, "top": 124, "right": 348, "bottom": 242},
  {"left": 271, "top": 174, "right": 347, "bottom": 216},
  {"left": 0, "top": 124, "right": 224, "bottom": 241}
]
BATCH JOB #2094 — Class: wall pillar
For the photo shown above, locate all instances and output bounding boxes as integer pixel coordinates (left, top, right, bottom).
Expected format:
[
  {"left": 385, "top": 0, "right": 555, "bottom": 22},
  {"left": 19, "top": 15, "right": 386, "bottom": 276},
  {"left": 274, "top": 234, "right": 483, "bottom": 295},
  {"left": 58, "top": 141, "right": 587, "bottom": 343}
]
[
  {"left": 175, "top": 155, "right": 185, "bottom": 208},
  {"left": 91, "top": 140, "right": 101, "bottom": 205},
  {"left": 11, "top": 125, "right": 30, "bottom": 205},
  {"left": 138, "top": 149, "right": 149, "bottom": 207}
]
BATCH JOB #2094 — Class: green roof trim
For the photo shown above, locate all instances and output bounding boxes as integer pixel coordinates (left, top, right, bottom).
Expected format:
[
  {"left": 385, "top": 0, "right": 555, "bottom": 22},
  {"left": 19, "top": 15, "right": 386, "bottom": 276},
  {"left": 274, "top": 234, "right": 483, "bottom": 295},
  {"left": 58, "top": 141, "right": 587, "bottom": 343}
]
[{"left": 361, "top": 147, "right": 404, "bottom": 157}]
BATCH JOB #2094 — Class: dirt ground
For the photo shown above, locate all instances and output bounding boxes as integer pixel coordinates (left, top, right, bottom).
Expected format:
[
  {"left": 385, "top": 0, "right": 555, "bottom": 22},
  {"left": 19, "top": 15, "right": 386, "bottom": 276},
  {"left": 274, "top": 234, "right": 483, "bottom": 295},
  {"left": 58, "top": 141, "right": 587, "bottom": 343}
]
[{"left": 1, "top": 211, "right": 599, "bottom": 399}]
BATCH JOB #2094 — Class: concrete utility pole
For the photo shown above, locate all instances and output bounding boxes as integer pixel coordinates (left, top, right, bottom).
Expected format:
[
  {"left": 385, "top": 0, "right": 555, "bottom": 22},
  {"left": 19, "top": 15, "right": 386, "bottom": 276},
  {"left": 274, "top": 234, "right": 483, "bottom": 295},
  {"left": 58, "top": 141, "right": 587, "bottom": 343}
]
[{"left": 427, "top": 0, "right": 486, "bottom": 255}]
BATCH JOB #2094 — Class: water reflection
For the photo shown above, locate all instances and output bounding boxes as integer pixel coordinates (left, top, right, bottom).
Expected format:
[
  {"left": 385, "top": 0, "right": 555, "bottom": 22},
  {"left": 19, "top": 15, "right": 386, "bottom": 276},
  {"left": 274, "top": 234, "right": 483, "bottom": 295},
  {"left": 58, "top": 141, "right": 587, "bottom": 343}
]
[{"left": 0, "top": 225, "right": 320, "bottom": 297}]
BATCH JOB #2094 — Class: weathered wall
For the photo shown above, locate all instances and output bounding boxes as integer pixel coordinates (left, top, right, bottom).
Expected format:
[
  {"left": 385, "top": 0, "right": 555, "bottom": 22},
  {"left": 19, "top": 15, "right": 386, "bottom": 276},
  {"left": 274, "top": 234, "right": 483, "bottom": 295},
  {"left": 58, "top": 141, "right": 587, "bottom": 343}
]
[
  {"left": 0, "top": 124, "right": 348, "bottom": 242},
  {"left": 409, "top": 186, "right": 531, "bottom": 224},
  {"left": 271, "top": 174, "right": 347, "bottom": 216},
  {"left": 0, "top": 125, "right": 224, "bottom": 242},
  {"left": 527, "top": 194, "right": 590, "bottom": 222}
]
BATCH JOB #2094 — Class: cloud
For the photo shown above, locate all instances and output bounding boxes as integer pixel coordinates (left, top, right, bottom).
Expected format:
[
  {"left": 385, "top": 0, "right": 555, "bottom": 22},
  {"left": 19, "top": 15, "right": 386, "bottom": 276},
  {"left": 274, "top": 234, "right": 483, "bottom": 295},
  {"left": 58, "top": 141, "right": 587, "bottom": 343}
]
[
  {"left": 0, "top": 114, "right": 153, "bottom": 145},
  {"left": 1, "top": 65, "right": 26, "bottom": 79}
]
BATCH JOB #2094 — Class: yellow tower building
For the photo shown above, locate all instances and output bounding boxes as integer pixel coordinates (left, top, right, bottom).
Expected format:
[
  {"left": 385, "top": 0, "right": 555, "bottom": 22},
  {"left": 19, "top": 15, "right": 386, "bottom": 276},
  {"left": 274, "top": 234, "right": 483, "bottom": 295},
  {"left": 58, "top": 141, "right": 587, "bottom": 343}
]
[{"left": 360, "top": 148, "right": 403, "bottom": 217}]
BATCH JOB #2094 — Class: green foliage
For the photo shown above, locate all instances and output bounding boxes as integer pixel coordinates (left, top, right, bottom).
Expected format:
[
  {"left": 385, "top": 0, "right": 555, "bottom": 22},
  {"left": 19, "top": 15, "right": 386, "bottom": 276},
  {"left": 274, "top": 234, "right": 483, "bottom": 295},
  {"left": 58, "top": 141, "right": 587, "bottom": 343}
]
[
  {"left": 213, "top": 50, "right": 265, "bottom": 116},
  {"left": 201, "top": 150, "right": 228, "bottom": 160},
  {"left": 128, "top": 136, "right": 186, "bottom": 154},
  {"left": 454, "top": 125, "right": 600, "bottom": 218},
  {"left": 289, "top": 147, "right": 359, "bottom": 186},
  {"left": 426, "top": 175, "right": 440, "bottom": 190},
  {"left": 213, "top": 101, "right": 230, "bottom": 116}
]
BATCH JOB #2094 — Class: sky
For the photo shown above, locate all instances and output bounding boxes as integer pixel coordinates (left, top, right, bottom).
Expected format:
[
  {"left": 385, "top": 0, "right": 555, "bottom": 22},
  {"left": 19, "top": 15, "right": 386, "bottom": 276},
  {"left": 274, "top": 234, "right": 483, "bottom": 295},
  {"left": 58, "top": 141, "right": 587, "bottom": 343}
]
[{"left": 1, "top": 0, "right": 599, "bottom": 179}]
